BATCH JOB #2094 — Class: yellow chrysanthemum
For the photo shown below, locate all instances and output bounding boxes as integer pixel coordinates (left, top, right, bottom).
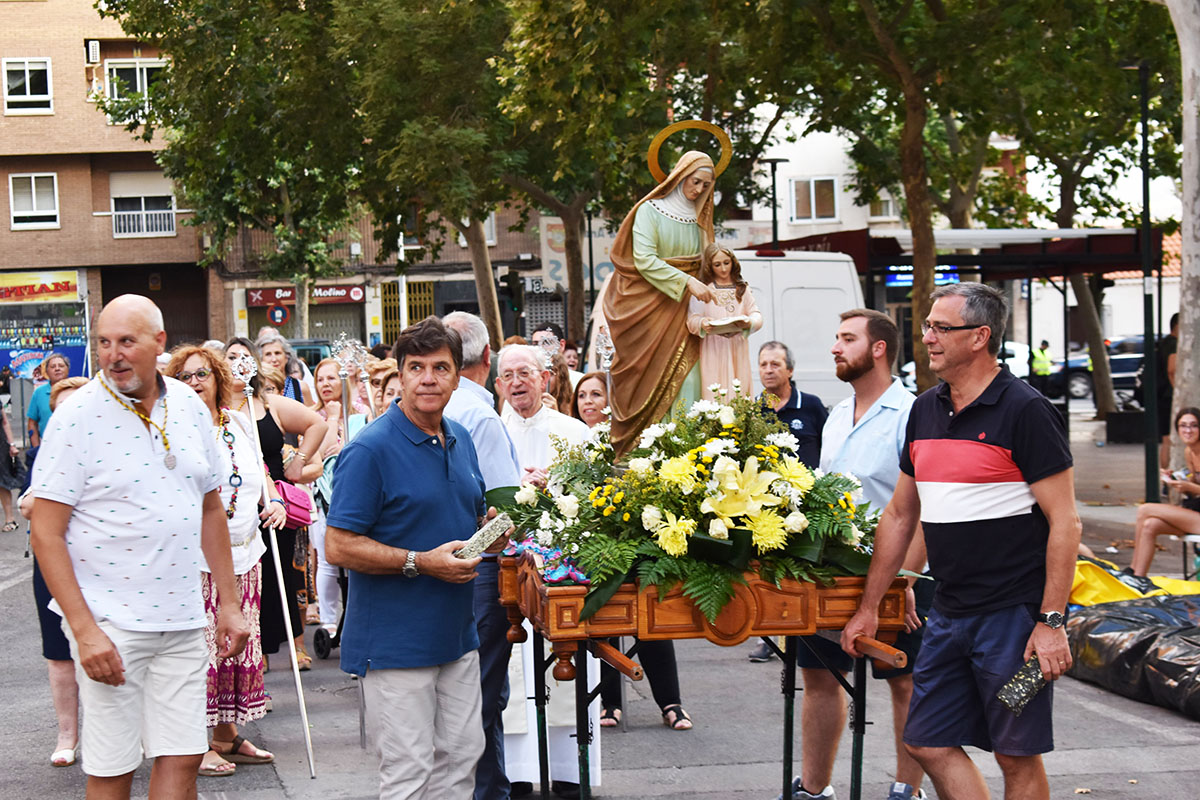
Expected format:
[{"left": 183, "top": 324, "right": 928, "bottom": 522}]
[
  {"left": 776, "top": 456, "right": 815, "bottom": 495},
  {"left": 654, "top": 511, "right": 695, "bottom": 557},
  {"left": 659, "top": 456, "right": 699, "bottom": 494},
  {"left": 746, "top": 510, "right": 788, "bottom": 553}
]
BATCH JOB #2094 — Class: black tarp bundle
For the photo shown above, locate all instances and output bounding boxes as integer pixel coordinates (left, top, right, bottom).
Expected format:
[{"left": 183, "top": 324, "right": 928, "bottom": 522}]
[{"left": 1067, "top": 595, "right": 1200, "bottom": 720}]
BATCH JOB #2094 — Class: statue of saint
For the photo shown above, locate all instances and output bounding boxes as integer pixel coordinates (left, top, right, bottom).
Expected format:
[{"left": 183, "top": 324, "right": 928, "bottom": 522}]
[{"left": 603, "top": 150, "right": 719, "bottom": 456}]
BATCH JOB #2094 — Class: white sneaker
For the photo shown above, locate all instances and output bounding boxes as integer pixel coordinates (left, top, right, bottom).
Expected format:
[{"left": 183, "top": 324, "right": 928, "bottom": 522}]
[
  {"left": 884, "top": 783, "right": 926, "bottom": 800},
  {"left": 778, "top": 778, "right": 835, "bottom": 800}
]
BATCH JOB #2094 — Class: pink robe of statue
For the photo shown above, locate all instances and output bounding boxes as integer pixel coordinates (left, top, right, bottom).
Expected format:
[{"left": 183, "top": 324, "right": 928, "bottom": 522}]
[{"left": 686, "top": 283, "right": 764, "bottom": 401}]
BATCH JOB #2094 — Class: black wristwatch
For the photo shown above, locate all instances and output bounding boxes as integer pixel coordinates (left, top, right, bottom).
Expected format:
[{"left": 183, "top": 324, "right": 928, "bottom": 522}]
[
  {"left": 403, "top": 550, "right": 420, "bottom": 578},
  {"left": 1036, "top": 610, "right": 1065, "bottom": 629}
]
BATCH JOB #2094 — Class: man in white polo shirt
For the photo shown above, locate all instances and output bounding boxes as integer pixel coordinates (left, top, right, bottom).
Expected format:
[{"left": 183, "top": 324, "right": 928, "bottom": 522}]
[{"left": 31, "top": 294, "right": 248, "bottom": 799}]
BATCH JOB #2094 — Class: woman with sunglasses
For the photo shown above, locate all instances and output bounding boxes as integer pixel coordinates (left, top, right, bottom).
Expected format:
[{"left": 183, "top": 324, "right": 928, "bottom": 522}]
[
  {"left": 1127, "top": 407, "right": 1200, "bottom": 586},
  {"left": 165, "top": 346, "right": 289, "bottom": 776},
  {"left": 224, "top": 338, "right": 327, "bottom": 673}
]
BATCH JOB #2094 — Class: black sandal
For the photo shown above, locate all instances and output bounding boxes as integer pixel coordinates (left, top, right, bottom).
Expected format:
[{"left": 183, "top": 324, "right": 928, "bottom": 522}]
[
  {"left": 599, "top": 707, "right": 621, "bottom": 727},
  {"left": 661, "top": 704, "right": 692, "bottom": 731}
]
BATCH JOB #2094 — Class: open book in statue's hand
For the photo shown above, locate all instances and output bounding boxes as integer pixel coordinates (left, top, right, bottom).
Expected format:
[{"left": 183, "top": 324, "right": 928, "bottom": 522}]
[{"left": 706, "top": 315, "right": 752, "bottom": 336}]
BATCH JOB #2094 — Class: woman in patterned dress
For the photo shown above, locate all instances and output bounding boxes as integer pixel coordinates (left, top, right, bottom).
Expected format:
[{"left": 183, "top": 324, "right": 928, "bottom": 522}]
[{"left": 166, "top": 345, "right": 289, "bottom": 777}]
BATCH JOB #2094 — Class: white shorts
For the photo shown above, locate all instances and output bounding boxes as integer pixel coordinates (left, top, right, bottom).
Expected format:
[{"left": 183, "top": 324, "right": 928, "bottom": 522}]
[{"left": 64, "top": 618, "right": 208, "bottom": 777}]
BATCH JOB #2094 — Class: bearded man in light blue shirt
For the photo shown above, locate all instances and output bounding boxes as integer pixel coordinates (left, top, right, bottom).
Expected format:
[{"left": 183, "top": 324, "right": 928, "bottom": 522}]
[{"left": 788, "top": 309, "right": 930, "bottom": 800}]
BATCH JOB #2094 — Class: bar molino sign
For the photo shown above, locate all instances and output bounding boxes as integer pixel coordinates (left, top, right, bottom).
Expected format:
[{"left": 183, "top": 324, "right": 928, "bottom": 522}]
[{"left": 246, "top": 284, "right": 365, "bottom": 306}]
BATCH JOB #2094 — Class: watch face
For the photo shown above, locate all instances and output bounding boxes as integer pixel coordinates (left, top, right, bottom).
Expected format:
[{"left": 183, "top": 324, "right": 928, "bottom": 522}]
[{"left": 1040, "top": 611, "right": 1064, "bottom": 628}]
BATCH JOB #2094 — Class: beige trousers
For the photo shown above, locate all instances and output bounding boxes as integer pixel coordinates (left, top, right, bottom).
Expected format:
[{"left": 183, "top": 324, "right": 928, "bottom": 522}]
[{"left": 362, "top": 650, "right": 485, "bottom": 800}]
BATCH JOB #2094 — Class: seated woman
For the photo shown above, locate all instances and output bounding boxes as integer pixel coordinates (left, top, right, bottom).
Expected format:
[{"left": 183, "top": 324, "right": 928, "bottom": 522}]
[{"left": 1129, "top": 407, "right": 1200, "bottom": 584}]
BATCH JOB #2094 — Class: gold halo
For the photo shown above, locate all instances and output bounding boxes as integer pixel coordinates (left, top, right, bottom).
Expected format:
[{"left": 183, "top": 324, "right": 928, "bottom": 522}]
[{"left": 647, "top": 120, "right": 732, "bottom": 184}]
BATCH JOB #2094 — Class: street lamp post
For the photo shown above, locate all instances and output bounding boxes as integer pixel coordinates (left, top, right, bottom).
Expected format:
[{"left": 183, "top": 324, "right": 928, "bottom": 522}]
[
  {"left": 1123, "top": 60, "right": 1158, "bottom": 503},
  {"left": 761, "top": 157, "right": 789, "bottom": 249}
]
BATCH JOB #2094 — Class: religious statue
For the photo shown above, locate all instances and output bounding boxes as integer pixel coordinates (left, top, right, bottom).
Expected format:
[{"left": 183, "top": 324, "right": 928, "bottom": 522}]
[{"left": 603, "top": 121, "right": 733, "bottom": 456}]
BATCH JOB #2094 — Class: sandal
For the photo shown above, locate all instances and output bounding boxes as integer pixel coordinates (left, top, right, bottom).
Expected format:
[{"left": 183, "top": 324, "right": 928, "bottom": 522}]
[
  {"left": 661, "top": 704, "right": 693, "bottom": 731},
  {"left": 199, "top": 750, "right": 237, "bottom": 777},
  {"left": 599, "top": 707, "right": 621, "bottom": 728},
  {"left": 50, "top": 746, "right": 77, "bottom": 767},
  {"left": 2, "top": 520, "right": 17, "bottom": 532},
  {"left": 296, "top": 648, "right": 313, "bottom": 671},
  {"left": 211, "top": 734, "right": 274, "bottom": 765}
]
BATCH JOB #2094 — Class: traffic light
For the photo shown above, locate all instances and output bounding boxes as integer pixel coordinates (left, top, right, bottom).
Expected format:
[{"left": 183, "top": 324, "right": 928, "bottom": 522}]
[{"left": 502, "top": 271, "right": 524, "bottom": 313}]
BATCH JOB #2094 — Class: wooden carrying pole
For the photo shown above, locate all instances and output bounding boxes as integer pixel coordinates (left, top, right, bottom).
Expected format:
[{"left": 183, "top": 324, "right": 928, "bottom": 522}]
[{"left": 854, "top": 635, "right": 907, "bottom": 670}]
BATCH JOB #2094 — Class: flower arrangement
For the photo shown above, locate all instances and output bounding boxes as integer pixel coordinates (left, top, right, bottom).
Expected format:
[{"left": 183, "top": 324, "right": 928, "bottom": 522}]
[{"left": 499, "top": 388, "right": 879, "bottom": 622}]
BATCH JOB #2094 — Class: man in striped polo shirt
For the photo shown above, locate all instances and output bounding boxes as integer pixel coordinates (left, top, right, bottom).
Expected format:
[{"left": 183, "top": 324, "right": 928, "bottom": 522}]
[{"left": 841, "top": 283, "right": 1080, "bottom": 800}]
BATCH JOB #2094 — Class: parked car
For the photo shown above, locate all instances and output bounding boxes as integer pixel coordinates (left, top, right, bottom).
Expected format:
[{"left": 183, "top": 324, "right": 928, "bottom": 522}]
[
  {"left": 289, "top": 337, "right": 333, "bottom": 371},
  {"left": 1044, "top": 335, "right": 1148, "bottom": 400}
]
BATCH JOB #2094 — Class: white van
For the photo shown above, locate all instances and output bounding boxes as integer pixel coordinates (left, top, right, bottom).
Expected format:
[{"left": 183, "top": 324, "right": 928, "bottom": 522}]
[{"left": 735, "top": 249, "right": 864, "bottom": 408}]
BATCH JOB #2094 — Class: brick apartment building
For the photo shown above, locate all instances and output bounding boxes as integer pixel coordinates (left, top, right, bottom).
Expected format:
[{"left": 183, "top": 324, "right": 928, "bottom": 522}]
[{"left": 2, "top": 0, "right": 549, "bottom": 369}]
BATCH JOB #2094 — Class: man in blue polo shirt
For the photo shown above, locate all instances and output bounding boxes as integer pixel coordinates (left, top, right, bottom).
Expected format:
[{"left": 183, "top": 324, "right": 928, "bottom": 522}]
[
  {"left": 326, "top": 316, "right": 509, "bottom": 800},
  {"left": 751, "top": 340, "right": 827, "bottom": 663},
  {"left": 842, "top": 283, "right": 1079, "bottom": 800}
]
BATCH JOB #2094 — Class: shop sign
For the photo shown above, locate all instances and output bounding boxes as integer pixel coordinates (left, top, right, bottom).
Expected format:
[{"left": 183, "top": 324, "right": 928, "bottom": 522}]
[
  {"left": 246, "top": 285, "right": 365, "bottom": 307},
  {"left": 0, "top": 270, "right": 80, "bottom": 304}
]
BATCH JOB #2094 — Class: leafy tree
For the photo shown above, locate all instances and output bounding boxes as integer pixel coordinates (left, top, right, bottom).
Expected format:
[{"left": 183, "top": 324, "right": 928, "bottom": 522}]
[
  {"left": 331, "top": 0, "right": 516, "bottom": 347},
  {"left": 99, "top": 0, "right": 363, "bottom": 337}
]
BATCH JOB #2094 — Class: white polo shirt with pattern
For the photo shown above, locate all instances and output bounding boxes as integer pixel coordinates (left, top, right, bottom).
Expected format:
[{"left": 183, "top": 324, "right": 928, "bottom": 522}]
[{"left": 32, "top": 372, "right": 224, "bottom": 632}]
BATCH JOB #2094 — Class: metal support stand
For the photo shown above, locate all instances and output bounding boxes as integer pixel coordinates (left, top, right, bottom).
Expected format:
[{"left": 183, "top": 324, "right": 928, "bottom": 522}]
[
  {"left": 781, "top": 636, "right": 798, "bottom": 800},
  {"left": 574, "top": 648, "right": 593, "bottom": 800},
  {"left": 849, "top": 656, "right": 868, "bottom": 800},
  {"left": 533, "top": 631, "right": 551, "bottom": 800}
]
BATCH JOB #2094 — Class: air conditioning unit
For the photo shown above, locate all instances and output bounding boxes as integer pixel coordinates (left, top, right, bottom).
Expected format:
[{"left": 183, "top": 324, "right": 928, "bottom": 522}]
[{"left": 85, "top": 40, "right": 100, "bottom": 65}]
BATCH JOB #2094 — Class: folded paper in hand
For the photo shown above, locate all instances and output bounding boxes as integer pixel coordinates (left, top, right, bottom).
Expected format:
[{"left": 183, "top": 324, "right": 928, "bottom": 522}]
[{"left": 455, "top": 512, "right": 513, "bottom": 559}]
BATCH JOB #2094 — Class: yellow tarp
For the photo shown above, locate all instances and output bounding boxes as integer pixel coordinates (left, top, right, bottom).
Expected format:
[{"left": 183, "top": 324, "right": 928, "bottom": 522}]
[{"left": 1070, "top": 558, "right": 1200, "bottom": 607}]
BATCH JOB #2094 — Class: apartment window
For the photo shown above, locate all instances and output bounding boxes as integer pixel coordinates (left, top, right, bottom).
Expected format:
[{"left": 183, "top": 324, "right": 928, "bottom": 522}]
[
  {"left": 458, "top": 211, "right": 497, "bottom": 247},
  {"left": 791, "top": 177, "right": 838, "bottom": 222},
  {"left": 105, "top": 59, "right": 165, "bottom": 118},
  {"left": 869, "top": 194, "right": 899, "bottom": 220},
  {"left": 9, "top": 173, "right": 59, "bottom": 230},
  {"left": 3, "top": 58, "right": 53, "bottom": 115},
  {"left": 112, "top": 195, "right": 175, "bottom": 237}
]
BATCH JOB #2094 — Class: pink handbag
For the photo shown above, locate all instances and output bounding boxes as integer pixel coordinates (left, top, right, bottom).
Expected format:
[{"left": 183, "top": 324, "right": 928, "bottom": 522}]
[{"left": 274, "top": 480, "right": 314, "bottom": 528}]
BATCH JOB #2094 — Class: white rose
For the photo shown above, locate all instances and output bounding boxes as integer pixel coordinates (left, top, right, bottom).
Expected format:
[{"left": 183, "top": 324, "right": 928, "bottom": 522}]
[
  {"left": 536, "top": 530, "right": 554, "bottom": 547},
  {"left": 708, "top": 518, "right": 729, "bottom": 540},
  {"left": 641, "top": 505, "right": 663, "bottom": 531},
  {"left": 555, "top": 494, "right": 579, "bottom": 519},
  {"left": 539, "top": 510, "right": 554, "bottom": 530},
  {"left": 718, "top": 405, "right": 736, "bottom": 427},
  {"left": 629, "top": 457, "right": 653, "bottom": 475},
  {"left": 514, "top": 484, "right": 538, "bottom": 505},
  {"left": 784, "top": 511, "right": 809, "bottom": 533}
]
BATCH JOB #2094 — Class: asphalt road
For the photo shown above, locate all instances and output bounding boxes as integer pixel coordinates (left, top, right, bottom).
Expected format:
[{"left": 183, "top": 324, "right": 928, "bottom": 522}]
[{"left": 3, "top": 409, "right": 1198, "bottom": 799}]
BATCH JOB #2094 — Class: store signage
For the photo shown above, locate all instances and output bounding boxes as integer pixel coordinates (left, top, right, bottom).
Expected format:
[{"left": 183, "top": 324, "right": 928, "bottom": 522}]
[
  {"left": 246, "top": 285, "right": 365, "bottom": 307},
  {"left": 0, "top": 270, "right": 80, "bottom": 304}
]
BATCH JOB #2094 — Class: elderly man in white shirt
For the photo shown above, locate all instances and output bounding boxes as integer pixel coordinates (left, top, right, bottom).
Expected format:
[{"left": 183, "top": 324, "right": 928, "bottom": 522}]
[
  {"left": 31, "top": 294, "right": 248, "bottom": 800},
  {"left": 498, "top": 344, "right": 589, "bottom": 483},
  {"left": 496, "top": 343, "right": 598, "bottom": 798}
]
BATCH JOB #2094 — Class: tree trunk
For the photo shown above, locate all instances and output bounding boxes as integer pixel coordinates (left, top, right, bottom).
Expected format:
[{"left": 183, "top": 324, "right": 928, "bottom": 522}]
[
  {"left": 457, "top": 216, "right": 504, "bottom": 349},
  {"left": 295, "top": 277, "right": 310, "bottom": 338},
  {"left": 1055, "top": 180, "right": 1116, "bottom": 418},
  {"left": 1166, "top": 0, "right": 1198, "bottom": 454},
  {"left": 560, "top": 206, "right": 586, "bottom": 342},
  {"left": 901, "top": 92, "right": 938, "bottom": 392}
]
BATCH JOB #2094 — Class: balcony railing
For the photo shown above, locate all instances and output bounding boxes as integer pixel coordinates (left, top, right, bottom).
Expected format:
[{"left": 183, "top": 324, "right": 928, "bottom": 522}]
[{"left": 113, "top": 209, "right": 175, "bottom": 238}]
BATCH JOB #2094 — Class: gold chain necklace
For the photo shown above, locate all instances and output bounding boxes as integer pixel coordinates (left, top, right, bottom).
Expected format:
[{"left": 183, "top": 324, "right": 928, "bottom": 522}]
[{"left": 100, "top": 377, "right": 176, "bottom": 469}]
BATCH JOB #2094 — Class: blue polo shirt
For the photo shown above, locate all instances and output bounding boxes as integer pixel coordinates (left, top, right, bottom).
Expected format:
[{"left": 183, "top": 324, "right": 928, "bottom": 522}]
[
  {"left": 900, "top": 369, "right": 1072, "bottom": 617},
  {"left": 328, "top": 400, "right": 486, "bottom": 675},
  {"left": 763, "top": 381, "right": 827, "bottom": 469}
]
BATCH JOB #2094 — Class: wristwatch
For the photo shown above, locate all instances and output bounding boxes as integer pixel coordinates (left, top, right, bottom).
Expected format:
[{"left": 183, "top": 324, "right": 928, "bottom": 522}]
[
  {"left": 403, "top": 550, "right": 420, "bottom": 578},
  {"left": 1036, "top": 610, "right": 1065, "bottom": 629}
]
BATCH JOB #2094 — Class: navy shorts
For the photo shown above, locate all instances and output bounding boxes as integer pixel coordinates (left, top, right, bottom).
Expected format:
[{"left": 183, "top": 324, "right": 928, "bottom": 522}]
[
  {"left": 903, "top": 603, "right": 1054, "bottom": 756},
  {"left": 797, "top": 575, "right": 936, "bottom": 679}
]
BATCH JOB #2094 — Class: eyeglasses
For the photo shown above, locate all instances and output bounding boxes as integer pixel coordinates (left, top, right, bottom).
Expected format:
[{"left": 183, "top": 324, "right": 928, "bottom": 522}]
[
  {"left": 498, "top": 368, "right": 538, "bottom": 382},
  {"left": 176, "top": 368, "right": 213, "bottom": 383},
  {"left": 921, "top": 322, "right": 984, "bottom": 336}
]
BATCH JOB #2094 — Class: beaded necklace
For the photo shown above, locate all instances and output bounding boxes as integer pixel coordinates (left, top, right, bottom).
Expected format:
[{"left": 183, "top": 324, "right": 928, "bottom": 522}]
[
  {"left": 99, "top": 376, "right": 175, "bottom": 469},
  {"left": 217, "top": 409, "right": 243, "bottom": 519}
]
